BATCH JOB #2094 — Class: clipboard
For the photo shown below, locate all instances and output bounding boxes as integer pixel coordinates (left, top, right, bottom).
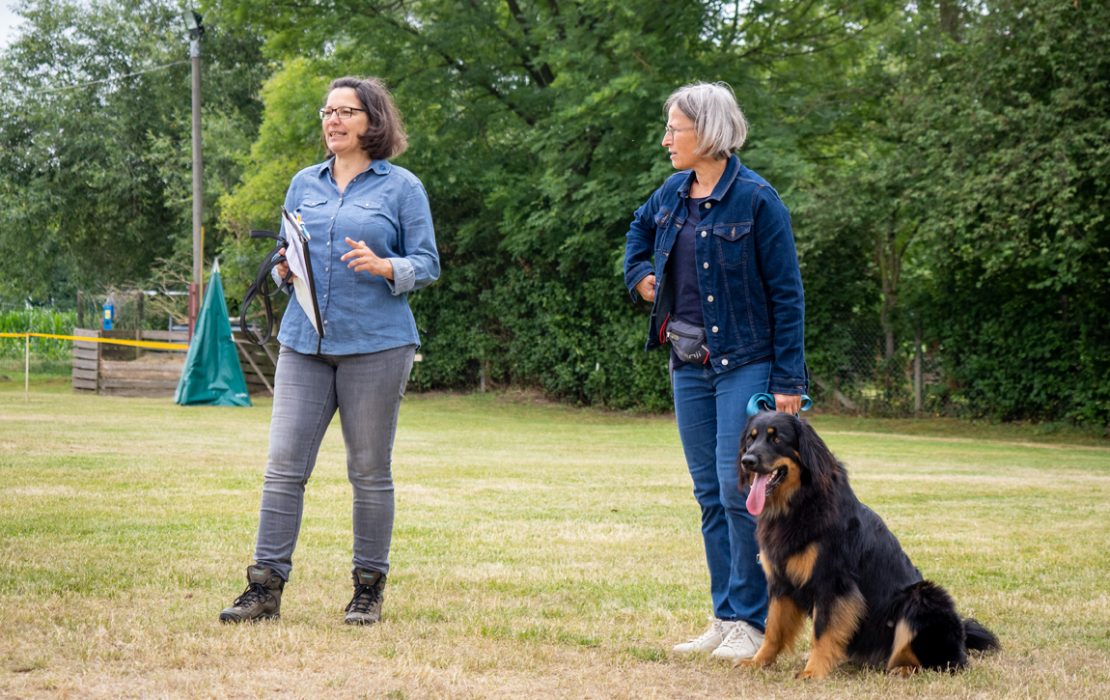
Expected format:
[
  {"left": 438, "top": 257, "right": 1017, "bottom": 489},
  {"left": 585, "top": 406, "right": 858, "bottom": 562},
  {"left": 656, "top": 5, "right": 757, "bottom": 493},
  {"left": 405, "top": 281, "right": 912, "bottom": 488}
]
[{"left": 281, "top": 206, "right": 324, "bottom": 338}]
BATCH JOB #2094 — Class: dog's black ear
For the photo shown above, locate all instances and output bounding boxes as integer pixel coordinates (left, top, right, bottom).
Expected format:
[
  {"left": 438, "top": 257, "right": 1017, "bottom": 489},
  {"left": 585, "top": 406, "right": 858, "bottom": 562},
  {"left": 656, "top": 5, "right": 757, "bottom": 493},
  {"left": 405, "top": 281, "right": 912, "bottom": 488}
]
[{"left": 796, "top": 417, "right": 840, "bottom": 489}]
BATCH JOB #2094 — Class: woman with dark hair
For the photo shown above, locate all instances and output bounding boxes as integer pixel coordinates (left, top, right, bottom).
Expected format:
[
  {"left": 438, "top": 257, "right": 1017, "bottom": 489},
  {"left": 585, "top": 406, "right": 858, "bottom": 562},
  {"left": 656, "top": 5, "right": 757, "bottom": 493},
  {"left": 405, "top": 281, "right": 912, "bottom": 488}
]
[
  {"left": 220, "top": 76, "right": 439, "bottom": 625},
  {"left": 624, "top": 82, "right": 806, "bottom": 660}
]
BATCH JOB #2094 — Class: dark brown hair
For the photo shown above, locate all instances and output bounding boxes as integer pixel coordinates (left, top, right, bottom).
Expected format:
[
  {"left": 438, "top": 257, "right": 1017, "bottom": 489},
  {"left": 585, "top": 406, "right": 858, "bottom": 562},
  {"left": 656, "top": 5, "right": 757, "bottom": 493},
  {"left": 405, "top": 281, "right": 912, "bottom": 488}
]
[{"left": 325, "top": 76, "right": 408, "bottom": 160}]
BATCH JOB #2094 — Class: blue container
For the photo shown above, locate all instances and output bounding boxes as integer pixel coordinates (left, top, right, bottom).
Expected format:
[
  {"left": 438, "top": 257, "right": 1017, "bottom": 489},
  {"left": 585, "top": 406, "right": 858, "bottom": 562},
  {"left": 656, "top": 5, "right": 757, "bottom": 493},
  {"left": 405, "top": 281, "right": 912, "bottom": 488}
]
[{"left": 102, "top": 295, "right": 115, "bottom": 331}]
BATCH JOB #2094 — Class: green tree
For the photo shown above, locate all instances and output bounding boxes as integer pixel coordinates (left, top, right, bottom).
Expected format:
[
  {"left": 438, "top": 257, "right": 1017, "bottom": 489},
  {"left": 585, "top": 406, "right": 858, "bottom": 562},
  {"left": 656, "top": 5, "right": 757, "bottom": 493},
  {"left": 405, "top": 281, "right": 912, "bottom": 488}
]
[
  {"left": 217, "top": 0, "right": 889, "bottom": 408},
  {"left": 801, "top": 0, "right": 1110, "bottom": 426},
  {"left": 0, "top": 0, "right": 267, "bottom": 305},
  {"left": 791, "top": 6, "right": 933, "bottom": 411},
  {"left": 907, "top": 0, "right": 1110, "bottom": 425}
]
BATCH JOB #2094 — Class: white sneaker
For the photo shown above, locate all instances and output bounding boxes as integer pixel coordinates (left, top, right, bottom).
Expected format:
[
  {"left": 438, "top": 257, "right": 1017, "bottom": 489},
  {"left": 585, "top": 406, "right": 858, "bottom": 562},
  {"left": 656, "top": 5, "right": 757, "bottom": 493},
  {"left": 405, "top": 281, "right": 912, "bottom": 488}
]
[
  {"left": 672, "top": 618, "right": 737, "bottom": 654},
  {"left": 710, "top": 621, "right": 765, "bottom": 661}
]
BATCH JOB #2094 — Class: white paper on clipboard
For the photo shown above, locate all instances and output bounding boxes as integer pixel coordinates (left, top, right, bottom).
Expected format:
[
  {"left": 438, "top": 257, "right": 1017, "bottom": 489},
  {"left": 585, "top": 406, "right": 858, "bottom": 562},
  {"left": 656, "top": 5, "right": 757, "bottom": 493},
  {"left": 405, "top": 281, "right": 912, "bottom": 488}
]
[{"left": 281, "top": 206, "right": 324, "bottom": 338}]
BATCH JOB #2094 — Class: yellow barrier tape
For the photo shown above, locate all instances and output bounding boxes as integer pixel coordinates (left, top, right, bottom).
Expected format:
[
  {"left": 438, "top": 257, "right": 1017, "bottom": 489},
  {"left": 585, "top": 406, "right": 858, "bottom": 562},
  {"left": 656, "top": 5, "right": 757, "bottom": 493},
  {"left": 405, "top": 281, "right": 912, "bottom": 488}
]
[{"left": 0, "top": 332, "right": 189, "bottom": 351}]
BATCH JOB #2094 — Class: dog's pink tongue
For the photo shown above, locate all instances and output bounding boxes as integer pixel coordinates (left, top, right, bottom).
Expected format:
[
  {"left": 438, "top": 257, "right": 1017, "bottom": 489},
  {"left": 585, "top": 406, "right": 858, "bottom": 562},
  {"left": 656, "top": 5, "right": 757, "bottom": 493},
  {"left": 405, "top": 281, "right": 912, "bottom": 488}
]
[{"left": 747, "top": 473, "right": 769, "bottom": 516}]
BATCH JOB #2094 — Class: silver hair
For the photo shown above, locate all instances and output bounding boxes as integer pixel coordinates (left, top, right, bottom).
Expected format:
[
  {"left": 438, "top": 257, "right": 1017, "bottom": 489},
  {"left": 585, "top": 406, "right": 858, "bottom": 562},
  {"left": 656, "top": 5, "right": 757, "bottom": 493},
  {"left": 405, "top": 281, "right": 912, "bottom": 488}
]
[{"left": 664, "top": 82, "right": 748, "bottom": 159}]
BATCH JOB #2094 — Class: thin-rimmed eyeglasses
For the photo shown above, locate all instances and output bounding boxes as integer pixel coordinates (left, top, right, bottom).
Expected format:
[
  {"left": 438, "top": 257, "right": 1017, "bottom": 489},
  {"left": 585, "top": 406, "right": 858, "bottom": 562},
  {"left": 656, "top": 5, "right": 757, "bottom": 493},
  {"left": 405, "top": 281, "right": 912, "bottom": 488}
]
[{"left": 319, "top": 107, "right": 366, "bottom": 121}]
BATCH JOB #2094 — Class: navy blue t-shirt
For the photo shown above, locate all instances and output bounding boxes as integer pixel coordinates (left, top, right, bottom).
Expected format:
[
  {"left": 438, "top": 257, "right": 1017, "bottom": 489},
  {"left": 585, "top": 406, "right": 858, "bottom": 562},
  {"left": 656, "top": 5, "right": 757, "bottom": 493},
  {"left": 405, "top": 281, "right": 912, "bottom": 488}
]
[{"left": 668, "top": 196, "right": 707, "bottom": 366}]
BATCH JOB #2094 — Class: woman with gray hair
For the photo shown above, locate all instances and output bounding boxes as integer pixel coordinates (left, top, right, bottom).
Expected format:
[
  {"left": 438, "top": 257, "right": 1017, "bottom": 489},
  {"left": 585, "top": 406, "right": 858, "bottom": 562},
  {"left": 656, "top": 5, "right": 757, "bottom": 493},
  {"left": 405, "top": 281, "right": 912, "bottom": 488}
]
[{"left": 624, "top": 82, "right": 806, "bottom": 661}]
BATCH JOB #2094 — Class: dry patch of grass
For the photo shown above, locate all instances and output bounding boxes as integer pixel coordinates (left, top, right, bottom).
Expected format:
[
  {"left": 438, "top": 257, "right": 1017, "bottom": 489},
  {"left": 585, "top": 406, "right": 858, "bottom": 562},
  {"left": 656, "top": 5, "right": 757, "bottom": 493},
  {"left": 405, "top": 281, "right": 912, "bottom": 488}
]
[{"left": 1, "top": 388, "right": 1108, "bottom": 699}]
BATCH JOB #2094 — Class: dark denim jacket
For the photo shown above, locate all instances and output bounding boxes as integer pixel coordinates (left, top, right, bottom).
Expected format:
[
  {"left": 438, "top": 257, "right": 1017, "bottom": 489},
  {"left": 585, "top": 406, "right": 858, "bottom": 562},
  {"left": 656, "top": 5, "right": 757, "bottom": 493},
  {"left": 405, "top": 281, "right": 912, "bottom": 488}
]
[{"left": 624, "top": 155, "right": 807, "bottom": 394}]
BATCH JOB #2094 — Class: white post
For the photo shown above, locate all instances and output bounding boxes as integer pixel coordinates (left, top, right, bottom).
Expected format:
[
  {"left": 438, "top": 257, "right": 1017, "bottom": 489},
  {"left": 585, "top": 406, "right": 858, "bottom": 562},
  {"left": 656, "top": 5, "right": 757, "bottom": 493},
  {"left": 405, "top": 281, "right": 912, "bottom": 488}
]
[
  {"left": 24, "top": 333, "right": 30, "bottom": 400},
  {"left": 913, "top": 326, "right": 923, "bottom": 414}
]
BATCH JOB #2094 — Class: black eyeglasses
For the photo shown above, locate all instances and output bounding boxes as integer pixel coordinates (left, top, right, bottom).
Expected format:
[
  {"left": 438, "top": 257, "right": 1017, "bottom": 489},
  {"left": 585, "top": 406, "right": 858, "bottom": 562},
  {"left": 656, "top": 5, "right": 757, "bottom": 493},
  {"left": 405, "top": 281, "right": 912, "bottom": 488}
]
[{"left": 319, "top": 107, "right": 366, "bottom": 121}]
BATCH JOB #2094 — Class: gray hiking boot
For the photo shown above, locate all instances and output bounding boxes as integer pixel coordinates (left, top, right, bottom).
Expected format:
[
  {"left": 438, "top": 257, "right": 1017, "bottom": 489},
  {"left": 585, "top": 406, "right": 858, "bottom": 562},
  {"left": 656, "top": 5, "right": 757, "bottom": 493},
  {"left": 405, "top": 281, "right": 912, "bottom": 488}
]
[
  {"left": 219, "top": 565, "right": 284, "bottom": 623},
  {"left": 344, "top": 568, "right": 386, "bottom": 625}
]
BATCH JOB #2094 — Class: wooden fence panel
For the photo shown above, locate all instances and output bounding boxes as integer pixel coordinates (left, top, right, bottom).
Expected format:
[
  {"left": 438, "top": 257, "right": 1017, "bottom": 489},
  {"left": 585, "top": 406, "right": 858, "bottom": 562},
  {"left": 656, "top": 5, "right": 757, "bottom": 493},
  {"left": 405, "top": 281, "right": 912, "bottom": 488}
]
[
  {"left": 71, "top": 328, "right": 100, "bottom": 393},
  {"left": 70, "top": 326, "right": 277, "bottom": 397}
]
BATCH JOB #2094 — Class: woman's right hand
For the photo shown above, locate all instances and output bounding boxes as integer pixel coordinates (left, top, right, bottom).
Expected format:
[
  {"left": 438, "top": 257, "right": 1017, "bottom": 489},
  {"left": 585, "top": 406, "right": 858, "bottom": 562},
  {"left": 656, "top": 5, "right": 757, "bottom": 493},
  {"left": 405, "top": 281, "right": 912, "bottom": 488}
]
[
  {"left": 276, "top": 248, "right": 293, "bottom": 282},
  {"left": 635, "top": 274, "right": 657, "bottom": 302}
]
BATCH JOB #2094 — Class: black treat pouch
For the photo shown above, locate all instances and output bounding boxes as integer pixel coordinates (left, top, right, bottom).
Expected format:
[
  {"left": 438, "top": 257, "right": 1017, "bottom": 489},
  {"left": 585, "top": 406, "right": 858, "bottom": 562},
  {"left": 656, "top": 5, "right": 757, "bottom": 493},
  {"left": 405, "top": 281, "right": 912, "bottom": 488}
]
[{"left": 663, "top": 316, "right": 709, "bottom": 364}]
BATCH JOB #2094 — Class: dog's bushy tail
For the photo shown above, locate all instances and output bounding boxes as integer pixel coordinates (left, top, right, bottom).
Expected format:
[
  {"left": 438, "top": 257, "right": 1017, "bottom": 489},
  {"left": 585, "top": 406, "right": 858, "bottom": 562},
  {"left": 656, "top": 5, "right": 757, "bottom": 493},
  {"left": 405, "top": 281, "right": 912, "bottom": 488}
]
[{"left": 963, "top": 618, "right": 1000, "bottom": 653}]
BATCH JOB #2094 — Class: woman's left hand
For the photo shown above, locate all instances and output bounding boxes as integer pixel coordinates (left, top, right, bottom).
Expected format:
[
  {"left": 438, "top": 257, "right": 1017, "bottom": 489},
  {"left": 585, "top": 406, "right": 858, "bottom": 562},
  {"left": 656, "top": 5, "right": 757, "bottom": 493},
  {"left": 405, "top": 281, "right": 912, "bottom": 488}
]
[
  {"left": 773, "top": 393, "right": 802, "bottom": 416},
  {"left": 341, "top": 237, "right": 394, "bottom": 280}
]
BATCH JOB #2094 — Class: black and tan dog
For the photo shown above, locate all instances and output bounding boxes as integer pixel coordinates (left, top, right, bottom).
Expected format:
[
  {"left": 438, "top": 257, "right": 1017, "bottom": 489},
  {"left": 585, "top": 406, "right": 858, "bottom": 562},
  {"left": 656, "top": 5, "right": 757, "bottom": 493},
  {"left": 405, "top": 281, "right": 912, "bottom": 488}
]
[{"left": 736, "top": 411, "right": 998, "bottom": 679}]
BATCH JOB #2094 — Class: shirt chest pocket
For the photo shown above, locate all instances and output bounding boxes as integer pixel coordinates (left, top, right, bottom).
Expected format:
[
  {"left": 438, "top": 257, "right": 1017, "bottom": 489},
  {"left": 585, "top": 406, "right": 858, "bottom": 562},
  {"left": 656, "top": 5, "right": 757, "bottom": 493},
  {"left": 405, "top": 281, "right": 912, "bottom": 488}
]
[
  {"left": 709, "top": 221, "right": 753, "bottom": 270},
  {"left": 294, "top": 198, "right": 329, "bottom": 233},
  {"left": 350, "top": 200, "right": 397, "bottom": 230},
  {"left": 653, "top": 207, "right": 673, "bottom": 233},
  {"left": 653, "top": 206, "right": 681, "bottom": 259}
]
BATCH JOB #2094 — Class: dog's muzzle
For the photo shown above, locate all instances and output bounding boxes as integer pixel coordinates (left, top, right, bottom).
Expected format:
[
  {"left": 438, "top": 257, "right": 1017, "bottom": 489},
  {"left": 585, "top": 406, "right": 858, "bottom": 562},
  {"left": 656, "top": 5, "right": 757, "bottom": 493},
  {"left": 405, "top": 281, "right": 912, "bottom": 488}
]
[{"left": 741, "top": 453, "right": 785, "bottom": 517}]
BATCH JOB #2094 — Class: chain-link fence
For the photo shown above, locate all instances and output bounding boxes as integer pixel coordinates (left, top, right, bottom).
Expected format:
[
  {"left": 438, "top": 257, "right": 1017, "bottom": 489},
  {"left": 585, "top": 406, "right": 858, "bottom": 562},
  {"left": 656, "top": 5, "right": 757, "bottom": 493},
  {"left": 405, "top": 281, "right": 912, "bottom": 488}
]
[
  {"left": 11, "top": 294, "right": 948, "bottom": 416},
  {"left": 74, "top": 289, "right": 190, "bottom": 335},
  {"left": 807, "top": 321, "right": 945, "bottom": 417},
  {"left": 1, "top": 290, "right": 188, "bottom": 371}
]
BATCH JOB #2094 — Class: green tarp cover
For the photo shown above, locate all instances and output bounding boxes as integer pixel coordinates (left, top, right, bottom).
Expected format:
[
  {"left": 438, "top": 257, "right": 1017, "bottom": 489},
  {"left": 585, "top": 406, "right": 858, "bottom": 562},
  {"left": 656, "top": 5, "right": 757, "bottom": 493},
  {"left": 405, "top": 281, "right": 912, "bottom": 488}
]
[{"left": 174, "top": 262, "right": 252, "bottom": 407}]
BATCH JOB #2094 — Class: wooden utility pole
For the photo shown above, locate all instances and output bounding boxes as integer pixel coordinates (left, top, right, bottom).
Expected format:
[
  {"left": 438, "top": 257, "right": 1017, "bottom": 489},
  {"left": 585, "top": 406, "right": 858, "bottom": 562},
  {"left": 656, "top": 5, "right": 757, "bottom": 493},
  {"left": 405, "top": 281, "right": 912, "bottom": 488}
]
[{"left": 187, "top": 11, "right": 204, "bottom": 339}]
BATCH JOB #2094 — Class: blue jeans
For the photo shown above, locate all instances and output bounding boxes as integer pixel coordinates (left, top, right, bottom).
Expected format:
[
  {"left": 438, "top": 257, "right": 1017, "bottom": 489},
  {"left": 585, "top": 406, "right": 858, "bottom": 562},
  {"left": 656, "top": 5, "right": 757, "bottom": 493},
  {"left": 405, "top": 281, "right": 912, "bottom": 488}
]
[
  {"left": 253, "top": 344, "right": 415, "bottom": 581},
  {"left": 672, "top": 359, "right": 770, "bottom": 630}
]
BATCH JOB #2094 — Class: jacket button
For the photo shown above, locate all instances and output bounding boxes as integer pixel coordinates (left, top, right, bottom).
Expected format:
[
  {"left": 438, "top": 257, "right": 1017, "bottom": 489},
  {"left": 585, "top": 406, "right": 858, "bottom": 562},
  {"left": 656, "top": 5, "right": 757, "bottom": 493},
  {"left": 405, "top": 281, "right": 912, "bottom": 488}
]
[
  {"left": 700, "top": 231, "right": 707, "bottom": 238},
  {"left": 703, "top": 262, "right": 709, "bottom": 269},
  {"left": 721, "top": 358, "right": 729, "bottom": 366},
  {"left": 707, "top": 295, "right": 714, "bottom": 302},
  {"left": 704, "top": 202, "right": 712, "bottom": 209},
  {"left": 711, "top": 326, "right": 719, "bottom": 333}
]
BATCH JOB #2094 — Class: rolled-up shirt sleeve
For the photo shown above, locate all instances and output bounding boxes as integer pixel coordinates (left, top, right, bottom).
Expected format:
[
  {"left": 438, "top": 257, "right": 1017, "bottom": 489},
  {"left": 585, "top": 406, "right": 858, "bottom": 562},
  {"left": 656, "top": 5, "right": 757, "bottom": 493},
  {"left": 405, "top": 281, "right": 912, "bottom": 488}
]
[{"left": 386, "top": 181, "right": 439, "bottom": 295}]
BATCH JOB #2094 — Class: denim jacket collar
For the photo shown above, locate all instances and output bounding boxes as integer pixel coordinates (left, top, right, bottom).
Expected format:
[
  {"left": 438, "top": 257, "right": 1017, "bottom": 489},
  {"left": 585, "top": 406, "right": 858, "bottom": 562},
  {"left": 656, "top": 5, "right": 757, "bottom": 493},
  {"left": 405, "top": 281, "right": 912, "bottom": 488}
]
[{"left": 675, "top": 154, "right": 742, "bottom": 202}]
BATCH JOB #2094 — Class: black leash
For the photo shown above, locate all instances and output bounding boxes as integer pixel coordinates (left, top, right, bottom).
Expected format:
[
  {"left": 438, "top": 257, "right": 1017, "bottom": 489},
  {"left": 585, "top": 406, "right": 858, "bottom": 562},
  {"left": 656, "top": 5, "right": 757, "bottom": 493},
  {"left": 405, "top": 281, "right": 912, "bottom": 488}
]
[{"left": 239, "top": 229, "right": 290, "bottom": 345}]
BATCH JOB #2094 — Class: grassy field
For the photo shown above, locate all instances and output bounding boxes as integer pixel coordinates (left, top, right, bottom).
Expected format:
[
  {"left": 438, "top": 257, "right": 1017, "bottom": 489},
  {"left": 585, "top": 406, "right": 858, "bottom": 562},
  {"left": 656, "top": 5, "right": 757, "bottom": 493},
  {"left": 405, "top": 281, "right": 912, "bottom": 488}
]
[{"left": 2, "top": 379, "right": 1109, "bottom": 699}]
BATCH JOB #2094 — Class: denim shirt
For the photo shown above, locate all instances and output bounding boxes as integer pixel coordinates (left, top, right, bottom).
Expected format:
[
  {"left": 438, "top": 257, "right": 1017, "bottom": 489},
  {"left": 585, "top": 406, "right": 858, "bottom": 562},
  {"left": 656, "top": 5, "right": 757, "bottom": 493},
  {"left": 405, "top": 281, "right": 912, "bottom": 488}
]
[
  {"left": 276, "top": 157, "right": 440, "bottom": 356},
  {"left": 624, "top": 154, "right": 807, "bottom": 394}
]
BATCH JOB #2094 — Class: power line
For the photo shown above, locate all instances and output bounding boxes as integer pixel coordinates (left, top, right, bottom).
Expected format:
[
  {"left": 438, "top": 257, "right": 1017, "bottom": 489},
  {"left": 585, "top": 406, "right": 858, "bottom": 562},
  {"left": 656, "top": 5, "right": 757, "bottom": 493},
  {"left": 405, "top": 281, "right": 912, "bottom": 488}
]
[{"left": 38, "top": 59, "right": 189, "bottom": 95}]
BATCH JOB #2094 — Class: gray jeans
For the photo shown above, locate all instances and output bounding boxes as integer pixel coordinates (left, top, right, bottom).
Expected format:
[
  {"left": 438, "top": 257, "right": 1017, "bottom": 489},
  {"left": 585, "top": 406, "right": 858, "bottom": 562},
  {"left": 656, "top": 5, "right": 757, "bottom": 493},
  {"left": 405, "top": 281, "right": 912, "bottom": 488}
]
[{"left": 253, "top": 344, "right": 415, "bottom": 581}]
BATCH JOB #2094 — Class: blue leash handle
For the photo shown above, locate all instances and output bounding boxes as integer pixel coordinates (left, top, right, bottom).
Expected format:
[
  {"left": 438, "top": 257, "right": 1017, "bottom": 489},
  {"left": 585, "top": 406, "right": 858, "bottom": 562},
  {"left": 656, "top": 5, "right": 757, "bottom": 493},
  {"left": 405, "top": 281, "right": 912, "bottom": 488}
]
[{"left": 746, "top": 392, "right": 813, "bottom": 418}]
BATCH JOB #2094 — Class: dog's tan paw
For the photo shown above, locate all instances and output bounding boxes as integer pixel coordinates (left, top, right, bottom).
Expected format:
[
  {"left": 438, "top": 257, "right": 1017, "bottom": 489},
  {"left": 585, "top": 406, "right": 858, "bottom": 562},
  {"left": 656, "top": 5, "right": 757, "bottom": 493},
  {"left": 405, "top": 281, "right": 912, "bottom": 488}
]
[
  {"left": 796, "top": 667, "right": 831, "bottom": 680},
  {"left": 735, "top": 655, "right": 773, "bottom": 670}
]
